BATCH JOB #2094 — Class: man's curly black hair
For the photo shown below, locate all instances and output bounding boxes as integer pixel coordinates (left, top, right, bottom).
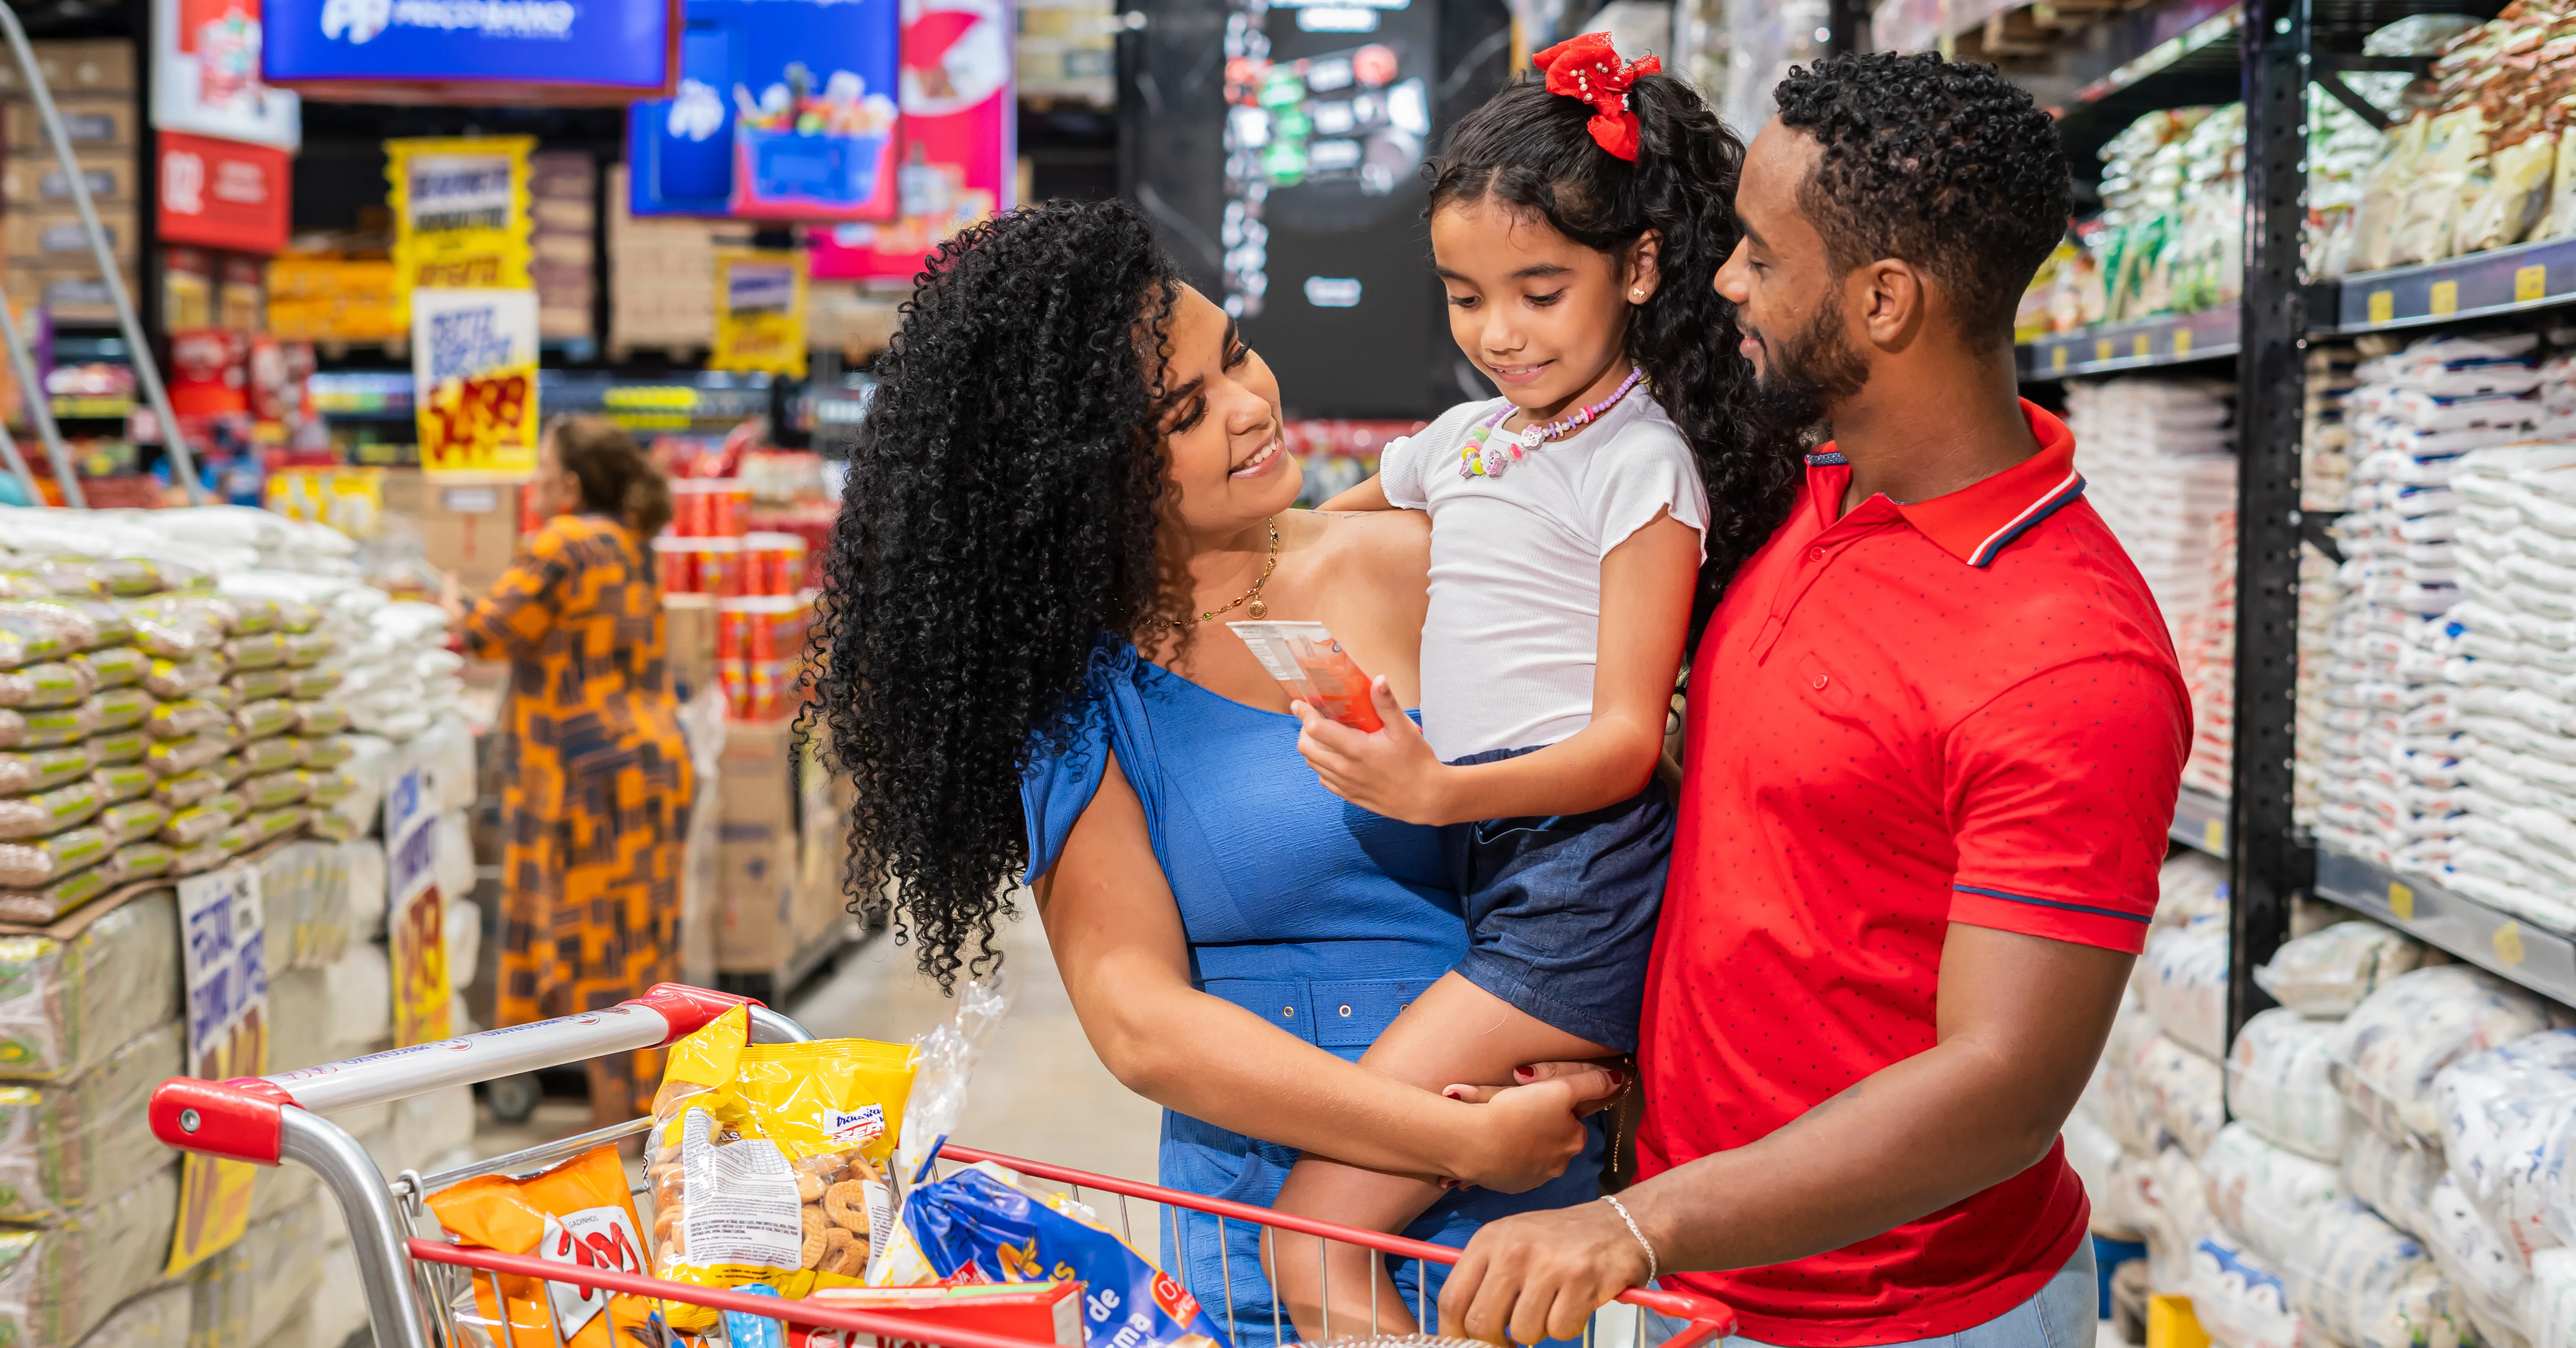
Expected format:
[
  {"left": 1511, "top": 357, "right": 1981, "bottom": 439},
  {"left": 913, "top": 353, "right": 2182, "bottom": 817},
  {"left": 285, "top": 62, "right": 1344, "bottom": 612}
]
[
  {"left": 1431, "top": 74, "right": 1803, "bottom": 635},
  {"left": 1771, "top": 52, "right": 2070, "bottom": 344},
  {"left": 803, "top": 200, "right": 1184, "bottom": 990}
]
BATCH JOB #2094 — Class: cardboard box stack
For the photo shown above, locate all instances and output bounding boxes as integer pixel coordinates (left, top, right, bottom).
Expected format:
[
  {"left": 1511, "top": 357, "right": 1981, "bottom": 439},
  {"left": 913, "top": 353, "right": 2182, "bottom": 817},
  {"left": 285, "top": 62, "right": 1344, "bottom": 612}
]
[
  {"left": 1018, "top": 0, "right": 1118, "bottom": 106},
  {"left": 529, "top": 152, "right": 596, "bottom": 344},
  {"left": 0, "top": 41, "right": 138, "bottom": 325},
  {"left": 607, "top": 164, "right": 720, "bottom": 357}
]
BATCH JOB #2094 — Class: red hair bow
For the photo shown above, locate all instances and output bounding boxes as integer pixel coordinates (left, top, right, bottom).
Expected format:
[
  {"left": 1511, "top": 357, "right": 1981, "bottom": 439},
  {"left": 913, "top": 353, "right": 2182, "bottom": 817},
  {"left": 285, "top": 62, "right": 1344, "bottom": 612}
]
[{"left": 1533, "top": 32, "right": 1662, "bottom": 161}]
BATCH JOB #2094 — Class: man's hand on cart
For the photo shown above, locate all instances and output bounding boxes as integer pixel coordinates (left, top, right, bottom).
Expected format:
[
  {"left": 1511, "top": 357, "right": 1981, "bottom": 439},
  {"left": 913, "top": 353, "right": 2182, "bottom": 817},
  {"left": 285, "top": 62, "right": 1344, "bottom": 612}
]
[{"left": 1436, "top": 1199, "right": 1656, "bottom": 1346}]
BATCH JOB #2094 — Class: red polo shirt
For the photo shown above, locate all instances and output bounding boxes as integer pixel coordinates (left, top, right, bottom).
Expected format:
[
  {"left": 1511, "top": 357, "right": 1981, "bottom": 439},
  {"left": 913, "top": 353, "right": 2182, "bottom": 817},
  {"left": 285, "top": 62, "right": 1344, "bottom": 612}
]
[{"left": 1635, "top": 401, "right": 2187, "bottom": 1345}]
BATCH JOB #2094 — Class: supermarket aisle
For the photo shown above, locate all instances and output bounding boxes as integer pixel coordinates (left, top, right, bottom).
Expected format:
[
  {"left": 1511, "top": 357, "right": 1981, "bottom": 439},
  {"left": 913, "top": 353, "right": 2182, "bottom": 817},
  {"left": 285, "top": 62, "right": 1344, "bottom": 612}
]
[{"left": 789, "top": 895, "right": 1164, "bottom": 1182}]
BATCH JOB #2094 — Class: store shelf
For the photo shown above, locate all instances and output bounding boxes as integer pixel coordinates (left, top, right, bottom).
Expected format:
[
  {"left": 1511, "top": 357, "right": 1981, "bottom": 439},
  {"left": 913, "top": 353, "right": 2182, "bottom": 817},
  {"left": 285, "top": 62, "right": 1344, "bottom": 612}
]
[
  {"left": 2324, "top": 233, "right": 2576, "bottom": 335},
  {"left": 2022, "top": 308, "right": 2239, "bottom": 379},
  {"left": 2048, "top": 0, "right": 2245, "bottom": 173},
  {"left": 2172, "top": 786, "right": 2230, "bottom": 857},
  {"left": 2313, "top": 845, "right": 2576, "bottom": 1004}
]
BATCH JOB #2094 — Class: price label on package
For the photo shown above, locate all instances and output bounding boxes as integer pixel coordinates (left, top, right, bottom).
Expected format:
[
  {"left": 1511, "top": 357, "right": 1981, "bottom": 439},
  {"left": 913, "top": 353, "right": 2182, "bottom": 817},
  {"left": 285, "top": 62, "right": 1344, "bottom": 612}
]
[
  {"left": 1229, "top": 621, "right": 1383, "bottom": 732},
  {"left": 168, "top": 862, "right": 270, "bottom": 1276}
]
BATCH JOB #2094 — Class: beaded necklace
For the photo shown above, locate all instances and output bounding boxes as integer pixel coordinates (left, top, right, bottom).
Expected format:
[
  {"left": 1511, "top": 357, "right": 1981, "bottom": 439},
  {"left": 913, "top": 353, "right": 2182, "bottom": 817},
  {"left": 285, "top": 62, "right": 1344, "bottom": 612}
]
[{"left": 1458, "top": 366, "right": 1645, "bottom": 479}]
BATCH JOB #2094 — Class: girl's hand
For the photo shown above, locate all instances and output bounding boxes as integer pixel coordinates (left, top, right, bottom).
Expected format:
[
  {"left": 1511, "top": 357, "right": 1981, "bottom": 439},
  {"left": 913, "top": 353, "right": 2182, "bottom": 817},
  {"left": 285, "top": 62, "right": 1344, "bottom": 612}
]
[
  {"left": 1292, "top": 676, "right": 1458, "bottom": 824},
  {"left": 1437, "top": 1066, "right": 1624, "bottom": 1193}
]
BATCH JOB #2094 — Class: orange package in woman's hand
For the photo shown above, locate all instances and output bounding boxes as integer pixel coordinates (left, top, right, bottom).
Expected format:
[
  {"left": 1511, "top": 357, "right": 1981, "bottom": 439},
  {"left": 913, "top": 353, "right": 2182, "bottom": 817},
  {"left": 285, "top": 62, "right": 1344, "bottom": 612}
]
[{"left": 425, "top": 1145, "right": 659, "bottom": 1348}]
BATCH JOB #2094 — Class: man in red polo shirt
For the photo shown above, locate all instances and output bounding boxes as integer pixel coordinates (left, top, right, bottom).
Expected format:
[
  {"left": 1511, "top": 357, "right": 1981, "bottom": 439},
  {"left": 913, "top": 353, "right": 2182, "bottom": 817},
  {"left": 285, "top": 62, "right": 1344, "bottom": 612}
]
[{"left": 1436, "top": 52, "right": 2189, "bottom": 1348}]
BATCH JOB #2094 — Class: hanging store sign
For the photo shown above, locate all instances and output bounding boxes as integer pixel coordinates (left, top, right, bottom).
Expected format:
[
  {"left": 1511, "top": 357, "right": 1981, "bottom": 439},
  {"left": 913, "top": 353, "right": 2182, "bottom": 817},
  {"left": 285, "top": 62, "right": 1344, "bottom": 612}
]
[
  {"left": 261, "top": 0, "right": 677, "bottom": 101},
  {"left": 167, "top": 862, "right": 269, "bottom": 1276},
  {"left": 386, "top": 135, "right": 532, "bottom": 324},
  {"left": 809, "top": 0, "right": 1011, "bottom": 279},
  {"left": 625, "top": 0, "right": 902, "bottom": 220},
  {"left": 412, "top": 287, "right": 540, "bottom": 476},
  {"left": 154, "top": 0, "right": 302, "bottom": 148},
  {"left": 158, "top": 131, "right": 293, "bottom": 255},
  {"left": 384, "top": 761, "right": 453, "bottom": 1047},
  {"left": 710, "top": 249, "right": 808, "bottom": 376}
]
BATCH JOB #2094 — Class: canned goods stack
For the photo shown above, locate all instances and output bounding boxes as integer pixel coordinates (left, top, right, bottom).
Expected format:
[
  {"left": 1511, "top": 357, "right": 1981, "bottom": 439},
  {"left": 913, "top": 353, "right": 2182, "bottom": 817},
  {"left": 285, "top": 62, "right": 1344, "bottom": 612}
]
[
  {"left": 715, "top": 595, "right": 810, "bottom": 721},
  {"left": 656, "top": 480, "right": 756, "bottom": 598}
]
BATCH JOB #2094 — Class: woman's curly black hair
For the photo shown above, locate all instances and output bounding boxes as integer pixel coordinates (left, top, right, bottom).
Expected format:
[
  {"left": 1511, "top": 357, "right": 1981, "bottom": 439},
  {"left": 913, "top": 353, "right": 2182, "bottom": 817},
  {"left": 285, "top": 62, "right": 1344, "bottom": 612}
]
[
  {"left": 804, "top": 200, "right": 1185, "bottom": 990},
  {"left": 1430, "top": 72, "right": 1802, "bottom": 635},
  {"left": 1772, "top": 52, "right": 2070, "bottom": 343}
]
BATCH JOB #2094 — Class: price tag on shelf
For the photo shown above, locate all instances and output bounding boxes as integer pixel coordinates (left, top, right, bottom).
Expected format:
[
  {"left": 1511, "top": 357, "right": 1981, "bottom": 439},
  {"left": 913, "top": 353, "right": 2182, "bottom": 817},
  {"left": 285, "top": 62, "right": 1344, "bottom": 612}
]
[
  {"left": 2430, "top": 281, "right": 2460, "bottom": 316},
  {"left": 2174, "top": 328, "right": 2193, "bottom": 357},
  {"left": 2051, "top": 345, "right": 2066, "bottom": 373},
  {"left": 2495, "top": 921, "right": 2527, "bottom": 966},
  {"left": 2389, "top": 880, "right": 2415, "bottom": 921},
  {"left": 2202, "top": 817, "right": 2224, "bottom": 853},
  {"left": 2368, "top": 291, "right": 2394, "bottom": 325},
  {"left": 2095, "top": 337, "right": 2113, "bottom": 363},
  {"left": 2132, "top": 333, "right": 2150, "bottom": 358},
  {"left": 2518, "top": 264, "right": 2549, "bottom": 304}
]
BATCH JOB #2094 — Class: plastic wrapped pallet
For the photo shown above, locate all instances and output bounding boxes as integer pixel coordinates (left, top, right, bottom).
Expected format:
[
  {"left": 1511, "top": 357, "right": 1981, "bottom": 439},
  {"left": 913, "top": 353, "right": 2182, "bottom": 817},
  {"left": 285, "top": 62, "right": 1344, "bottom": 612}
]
[
  {"left": 2147, "top": 1145, "right": 2218, "bottom": 1293},
  {"left": 2529, "top": 1248, "right": 2576, "bottom": 1348},
  {"left": 2139, "top": 921, "right": 2231, "bottom": 1061},
  {"left": 2435, "top": 1029, "right": 2576, "bottom": 1261},
  {"left": 2428, "top": 1169, "right": 2534, "bottom": 1348},
  {"left": 2256, "top": 920, "right": 2426, "bottom": 1017},
  {"left": 322, "top": 942, "right": 390, "bottom": 1053},
  {"left": 0, "top": 1019, "right": 179, "bottom": 1222},
  {"left": 2189, "top": 1233, "right": 2308, "bottom": 1348},
  {"left": 2160, "top": 850, "right": 2233, "bottom": 928},
  {"left": 2345, "top": 1125, "right": 2445, "bottom": 1238},
  {"left": 0, "top": 892, "right": 179, "bottom": 1081},
  {"left": 0, "top": 1162, "right": 179, "bottom": 1348},
  {"left": 390, "top": 1084, "right": 476, "bottom": 1177},
  {"left": 2229, "top": 1008, "right": 2350, "bottom": 1162},
  {"left": 2205, "top": 1120, "right": 2347, "bottom": 1264},
  {"left": 2330, "top": 964, "right": 2561, "bottom": 1145},
  {"left": 2281, "top": 1197, "right": 2472, "bottom": 1348},
  {"left": 65, "top": 1286, "right": 188, "bottom": 1348},
  {"left": 255, "top": 840, "right": 352, "bottom": 973}
]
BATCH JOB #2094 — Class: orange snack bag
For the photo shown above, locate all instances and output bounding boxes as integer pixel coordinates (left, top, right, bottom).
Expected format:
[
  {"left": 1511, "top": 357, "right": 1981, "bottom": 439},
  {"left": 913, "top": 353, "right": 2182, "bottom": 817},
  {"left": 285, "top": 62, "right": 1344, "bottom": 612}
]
[
  {"left": 1227, "top": 620, "right": 1385, "bottom": 732},
  {"left": 425, "top": 1145, "right": 658, "bottom": 1348}
]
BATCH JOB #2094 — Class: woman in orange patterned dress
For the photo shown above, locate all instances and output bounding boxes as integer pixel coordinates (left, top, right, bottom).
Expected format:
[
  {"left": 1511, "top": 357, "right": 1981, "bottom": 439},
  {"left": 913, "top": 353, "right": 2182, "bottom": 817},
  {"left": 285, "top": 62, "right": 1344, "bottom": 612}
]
[{"left": 457, "top": 414, "right": 693, "bottom": 1128}]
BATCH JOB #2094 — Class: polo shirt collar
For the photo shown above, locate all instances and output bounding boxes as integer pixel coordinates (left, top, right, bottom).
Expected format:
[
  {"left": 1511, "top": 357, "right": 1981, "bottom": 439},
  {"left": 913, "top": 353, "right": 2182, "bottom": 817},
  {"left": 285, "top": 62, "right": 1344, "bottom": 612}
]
[{"left": 1802, "top": 399, "right": 2085, "bottom": 568}]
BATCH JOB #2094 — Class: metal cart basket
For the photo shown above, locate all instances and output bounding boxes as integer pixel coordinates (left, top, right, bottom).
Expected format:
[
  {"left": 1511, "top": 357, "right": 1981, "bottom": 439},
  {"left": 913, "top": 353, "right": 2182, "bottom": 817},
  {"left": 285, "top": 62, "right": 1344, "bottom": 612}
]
[{"left": 147, "top": 984, "right": 1736, "bottom": 1348}]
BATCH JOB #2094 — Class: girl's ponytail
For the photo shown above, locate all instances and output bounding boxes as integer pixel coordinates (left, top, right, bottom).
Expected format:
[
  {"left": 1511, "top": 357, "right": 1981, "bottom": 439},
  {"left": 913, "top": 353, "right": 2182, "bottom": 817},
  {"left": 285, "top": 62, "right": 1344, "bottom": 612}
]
[{"left": 1428, "top": 63, "right": 1803, "bottom": 634}]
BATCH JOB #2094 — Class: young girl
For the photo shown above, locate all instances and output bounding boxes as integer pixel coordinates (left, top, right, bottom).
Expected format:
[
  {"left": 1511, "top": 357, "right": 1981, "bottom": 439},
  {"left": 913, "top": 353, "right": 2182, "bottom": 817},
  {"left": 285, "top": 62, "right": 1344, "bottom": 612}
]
[{"left": 1270, "top": 36, "right": 1783, "bottom": 1333}]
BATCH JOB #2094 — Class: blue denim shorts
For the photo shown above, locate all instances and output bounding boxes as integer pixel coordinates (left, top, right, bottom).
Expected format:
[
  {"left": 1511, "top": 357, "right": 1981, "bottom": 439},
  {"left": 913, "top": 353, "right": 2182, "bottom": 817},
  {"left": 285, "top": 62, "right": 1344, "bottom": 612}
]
[{"left": 1444, "top": 746, "right": 1675, "bottom": 1053}]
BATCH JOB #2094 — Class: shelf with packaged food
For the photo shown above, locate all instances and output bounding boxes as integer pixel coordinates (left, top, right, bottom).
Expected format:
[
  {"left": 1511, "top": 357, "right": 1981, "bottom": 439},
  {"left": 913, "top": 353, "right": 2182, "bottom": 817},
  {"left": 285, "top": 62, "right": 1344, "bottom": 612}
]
[
  {"left": 2020, "top": 307, "right": 2239, "bottom": 380},
  {"left": 2172, "top": 784, "right": 2231, "bottom": 857},
  {"left": 2043, "top": 0, "right": 2245, "bottom": 175},
  {"left": 2321, "top": 233, "right": 2576, "bottom": 335},
  {"left": 2312, "top": 844, "right": 2576, "bottom": 1005}
]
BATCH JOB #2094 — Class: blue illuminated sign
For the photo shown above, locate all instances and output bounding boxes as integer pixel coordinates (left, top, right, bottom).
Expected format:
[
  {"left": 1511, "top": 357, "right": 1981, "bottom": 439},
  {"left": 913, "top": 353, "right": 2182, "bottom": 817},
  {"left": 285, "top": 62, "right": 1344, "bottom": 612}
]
[
  {"left": 626, "top": 0, "right": 901, "bottom": 220},
  {"left": 264, "top": 0, "right": 674, "bottom": 88}
]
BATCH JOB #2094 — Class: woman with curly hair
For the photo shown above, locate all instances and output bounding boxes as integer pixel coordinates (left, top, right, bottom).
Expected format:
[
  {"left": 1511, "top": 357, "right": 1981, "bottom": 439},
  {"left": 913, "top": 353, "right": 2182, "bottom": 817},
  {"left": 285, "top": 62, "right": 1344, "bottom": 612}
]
[{"left": 809, "top": 197, "right": 1626, "bottom": 1339}]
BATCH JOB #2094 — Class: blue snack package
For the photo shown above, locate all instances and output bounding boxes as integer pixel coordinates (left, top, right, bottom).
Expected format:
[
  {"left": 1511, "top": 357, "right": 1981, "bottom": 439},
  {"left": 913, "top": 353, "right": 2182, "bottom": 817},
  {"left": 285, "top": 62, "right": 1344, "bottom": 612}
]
[
  {"left": 872, "top": 1163, "right": 1230, "bottom": 1348},
  {"left": 720, "top": 1284, "right": 787, "bottom": 1348}
]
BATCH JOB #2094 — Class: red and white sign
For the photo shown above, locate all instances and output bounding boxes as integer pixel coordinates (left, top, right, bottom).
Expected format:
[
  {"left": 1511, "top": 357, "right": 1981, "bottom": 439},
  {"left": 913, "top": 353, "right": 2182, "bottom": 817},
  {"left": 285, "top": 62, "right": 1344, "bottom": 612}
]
[{"left": 158, "top": 130, "right": 291, "bottom": 255}]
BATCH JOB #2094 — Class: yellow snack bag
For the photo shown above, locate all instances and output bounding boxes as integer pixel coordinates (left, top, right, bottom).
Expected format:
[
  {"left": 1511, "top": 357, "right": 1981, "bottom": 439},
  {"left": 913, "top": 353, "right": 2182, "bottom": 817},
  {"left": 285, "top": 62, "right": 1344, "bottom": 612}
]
[
  {"left": 425, "top": 1145, "right": 656, "bottom": 1348},
  {"left": 647, "top": 1031, "right": 917, "bottom": 1332}
]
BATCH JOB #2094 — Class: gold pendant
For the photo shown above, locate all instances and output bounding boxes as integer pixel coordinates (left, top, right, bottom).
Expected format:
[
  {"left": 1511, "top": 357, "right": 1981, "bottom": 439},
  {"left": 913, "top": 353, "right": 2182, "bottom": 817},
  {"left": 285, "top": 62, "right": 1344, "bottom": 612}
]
[{"left": 1248, "top": 598, "right": 1267, "bottom": 618}]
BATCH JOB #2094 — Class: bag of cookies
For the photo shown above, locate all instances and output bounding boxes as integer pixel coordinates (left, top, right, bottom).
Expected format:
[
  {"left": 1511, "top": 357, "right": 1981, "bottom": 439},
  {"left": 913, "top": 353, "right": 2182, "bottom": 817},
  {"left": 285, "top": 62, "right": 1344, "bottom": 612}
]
[
  {"left": 425, "top": 1144, "right": 658, "bottom": 1348},
  {"left": 646, "top": 1007, "right": 915, "bottom": 1333}
]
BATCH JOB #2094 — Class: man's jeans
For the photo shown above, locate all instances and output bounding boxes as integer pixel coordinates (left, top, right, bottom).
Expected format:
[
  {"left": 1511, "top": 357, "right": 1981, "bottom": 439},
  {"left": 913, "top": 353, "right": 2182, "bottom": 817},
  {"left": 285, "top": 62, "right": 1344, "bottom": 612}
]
[{"left": 1640, "top": 1240, "right": 2099, "bottom": 1348}]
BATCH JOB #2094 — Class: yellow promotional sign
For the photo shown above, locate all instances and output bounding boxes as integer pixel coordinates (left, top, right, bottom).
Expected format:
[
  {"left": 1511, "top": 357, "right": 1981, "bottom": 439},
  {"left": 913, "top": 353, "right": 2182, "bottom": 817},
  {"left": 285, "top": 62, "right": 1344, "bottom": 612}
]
[
  {"left": 413, "top": 288, "right": 541, "bottom": 477},
  {"left": 711, "top": 250, "right": 809, "bottom": 378},
  {"left": 168, "top": 864, "right": 268, "bottom": 1276},
  {"left": 385, "top": 136, "right": 534, "bottom": 321}
]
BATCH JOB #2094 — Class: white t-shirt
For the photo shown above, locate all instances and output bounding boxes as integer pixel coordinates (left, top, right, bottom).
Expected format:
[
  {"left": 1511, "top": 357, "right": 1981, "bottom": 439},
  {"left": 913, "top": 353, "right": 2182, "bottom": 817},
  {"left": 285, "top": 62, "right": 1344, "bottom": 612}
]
[{"left": 1379, "top": 390, "right": 1709, "bottom": 760}]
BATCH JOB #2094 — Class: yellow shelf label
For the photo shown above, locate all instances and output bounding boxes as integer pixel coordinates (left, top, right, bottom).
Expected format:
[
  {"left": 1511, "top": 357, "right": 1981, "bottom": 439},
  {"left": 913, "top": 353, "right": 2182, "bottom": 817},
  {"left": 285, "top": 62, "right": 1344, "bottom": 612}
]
[
  {"left": 2430, "top": 280, "right": 2459, "bottom": 316},
  {"left": 2518, "top": 264, "right": 2549, "bottom": 304},
  {"left": 2390, "top": 881, "right": 2415, "bottom": 921},
  {"left": 2368, "top": 291, "right": 2395, "bottom": 324},
  {"left": 2095, "top": 337, "right": 2113, "bottom": 363},
  {"left": 2134, "top": 333, "right": 2152, "bottom": 358},
  {"left": 2174, "top": 328, "right": 2193, "bottom": 357},
  {"left": 2496, "top": 921, "right": 2527, "bottom": 966},
  {"left": 2202, "top": 817, "right": 2224, "bottom": 853},
  {"left": 2052, "top": 344, "right": 2067, "bottom": 373}
]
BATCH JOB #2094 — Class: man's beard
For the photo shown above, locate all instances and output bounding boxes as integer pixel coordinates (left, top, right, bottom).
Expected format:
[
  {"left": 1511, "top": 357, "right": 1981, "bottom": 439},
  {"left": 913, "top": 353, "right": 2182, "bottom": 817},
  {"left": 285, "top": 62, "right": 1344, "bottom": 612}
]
[{"left": 1744, "top": 297, "right": 1869, "bottom": 442}]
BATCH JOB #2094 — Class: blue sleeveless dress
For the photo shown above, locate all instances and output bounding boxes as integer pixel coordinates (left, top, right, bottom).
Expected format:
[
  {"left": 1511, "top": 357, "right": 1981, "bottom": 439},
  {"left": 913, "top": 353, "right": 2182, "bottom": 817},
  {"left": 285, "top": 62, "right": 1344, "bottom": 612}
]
[{"left": 1022, "top": 643, "right": 1606, "bottom": 1347}]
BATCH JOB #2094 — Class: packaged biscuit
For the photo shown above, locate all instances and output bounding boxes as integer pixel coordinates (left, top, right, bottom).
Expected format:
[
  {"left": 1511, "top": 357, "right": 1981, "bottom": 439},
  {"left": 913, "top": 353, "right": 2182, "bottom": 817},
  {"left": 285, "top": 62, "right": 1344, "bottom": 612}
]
[
  {"left": 426, "top": 1145, "right": 658, "bottom": 1348},
  {"left": 872, "top": 1163, "right": 1226, "bottom": 1348},
  {"left": 1227, "top": 621, "right": 1384, "bottom": 732},
  {"left": 647, "top": 1007, "right": 915, "bottom": 1331}
]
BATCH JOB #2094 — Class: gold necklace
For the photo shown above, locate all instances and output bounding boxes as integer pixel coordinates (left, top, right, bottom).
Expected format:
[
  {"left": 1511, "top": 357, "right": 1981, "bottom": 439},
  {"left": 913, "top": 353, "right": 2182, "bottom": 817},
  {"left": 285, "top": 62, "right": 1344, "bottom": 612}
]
[{"left": 1161, "top": 518, "right": 1279, "bottom": 625}]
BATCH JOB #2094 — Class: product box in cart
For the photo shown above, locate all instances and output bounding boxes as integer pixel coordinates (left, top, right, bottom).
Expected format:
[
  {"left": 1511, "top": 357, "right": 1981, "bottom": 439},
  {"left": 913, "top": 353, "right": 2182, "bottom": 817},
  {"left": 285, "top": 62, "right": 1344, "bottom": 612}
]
[{"left": 799, "top": 1284, "right": 1084, "bottom": 1348}]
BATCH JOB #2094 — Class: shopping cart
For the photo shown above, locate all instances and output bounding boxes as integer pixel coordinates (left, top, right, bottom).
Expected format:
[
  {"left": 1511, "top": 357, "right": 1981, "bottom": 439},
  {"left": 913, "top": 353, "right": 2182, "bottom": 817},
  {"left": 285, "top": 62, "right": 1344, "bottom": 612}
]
[{"left": 148, "top": 983, "right": 1736, "bottom": 1348}]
